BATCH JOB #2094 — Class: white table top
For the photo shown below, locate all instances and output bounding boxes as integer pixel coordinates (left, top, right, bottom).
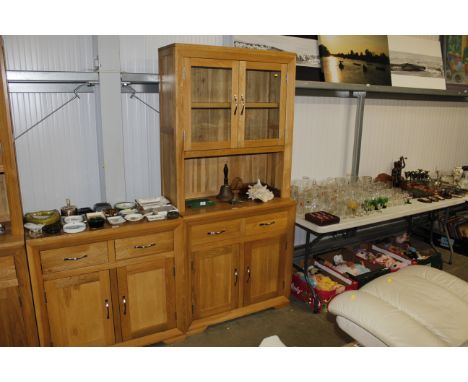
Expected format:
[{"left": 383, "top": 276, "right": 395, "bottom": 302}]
[{"left": 295, "top": 196, "right": 468, "bottom": 235}]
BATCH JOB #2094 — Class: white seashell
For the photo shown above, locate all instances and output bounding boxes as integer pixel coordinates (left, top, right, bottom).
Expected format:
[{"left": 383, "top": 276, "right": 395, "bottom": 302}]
[{"left": 246, "top": 179, "right": 274, "bottom": 203}]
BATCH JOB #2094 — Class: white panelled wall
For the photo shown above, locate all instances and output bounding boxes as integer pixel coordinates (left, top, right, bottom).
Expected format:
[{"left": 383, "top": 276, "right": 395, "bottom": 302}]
[{"left": 3, "top": 35, "right": 468, "bottom": 247}]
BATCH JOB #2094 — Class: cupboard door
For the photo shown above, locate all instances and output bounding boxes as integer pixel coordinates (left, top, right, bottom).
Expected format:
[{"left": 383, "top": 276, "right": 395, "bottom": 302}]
[
  {"left": 192, "top": 245, "right": 239, "bottom": 319},
  {"left": 0, "top": 255, "right": 27, "bottom": 346},
  {"left": 184, "top": 58, "right": 239, "bottom": 151},
  {"left": 243, "top": 236, "right": 286, "bottom": 305},
  {"left": 238, "top": 61, "right": 287, "bottom": 148},
  {"left": 44, "top": 271, "right": 115, "bottom": 346},
  {"left": 117, "top": 258, "right": 176, "bottom": 341}
]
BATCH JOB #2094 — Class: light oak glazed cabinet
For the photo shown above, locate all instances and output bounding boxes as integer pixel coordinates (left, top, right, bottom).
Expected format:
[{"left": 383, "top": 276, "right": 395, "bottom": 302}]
[
  {"left": 26, "top": 219, "right": 186, "bottom": 346},
  {"left": 0, "top": 36, "right": 38, "bottom": 346},
  {"left": 159, "top": 44, "right": 296, "bottom": 334}
]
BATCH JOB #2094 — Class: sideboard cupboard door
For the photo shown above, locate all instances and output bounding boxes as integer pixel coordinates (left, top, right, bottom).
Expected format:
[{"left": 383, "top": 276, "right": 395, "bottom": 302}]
[
  {"left": 0, "top": 255, "right": 27, "bottom": 346},
  {"left": 191, "top": 245, "right": 240, "bottom": 319},
  {"left": 243, "top": 236, "right": 286, "bottom": 306},
  {"left": 44, "top": 270, "right": 115, "bottom": 346},
  {"left": 117, "top": 258, "right": 176, "bottom": 341}
]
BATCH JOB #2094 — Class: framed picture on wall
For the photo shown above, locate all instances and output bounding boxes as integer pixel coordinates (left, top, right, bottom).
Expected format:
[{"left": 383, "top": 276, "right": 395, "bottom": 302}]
[
  {"left": 387, "top": 36, "right": 446, "bottom": 90},
  {"left": 318, "top": 35, "right": 392, "bottom": 86},
  {"left": 441, "top": 35, "right": 468, "bottom": 89},
  {"left": 233, "top": 35, "right": 323, "bottom": 81}
]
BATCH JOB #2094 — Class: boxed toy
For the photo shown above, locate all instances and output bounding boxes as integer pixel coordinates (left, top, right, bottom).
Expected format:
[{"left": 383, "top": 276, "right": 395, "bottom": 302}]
[{"left": 317, "top": 247, "right": 390, "bottom": 287}]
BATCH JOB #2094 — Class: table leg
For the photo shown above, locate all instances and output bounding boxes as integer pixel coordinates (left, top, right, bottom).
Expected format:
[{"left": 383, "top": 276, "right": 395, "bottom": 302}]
[{"left": 302, "top": 232, "right": 322, "bottom": 313}]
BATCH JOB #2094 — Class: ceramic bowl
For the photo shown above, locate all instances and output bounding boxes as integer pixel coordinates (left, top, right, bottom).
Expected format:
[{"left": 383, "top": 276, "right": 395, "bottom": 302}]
[
  {"left": 124, "top": 213, "right": 144, "bottom": 222},
  {"left": 115, "top": 201, "right": 136, "bottom": 210},
  {"left": 119, "top": 208, "right": 138, "bottom": 216},
  {"left": 64, "top": 215, "right": 84, "bottom": 224},
  {"left": 63, "top": 222, "right": 86, "bottom": 234},
  {"left": 107, "top": 216, "right": 126, "bottom": 225},
  {"left": 88, "top": 216, "right": 105, "bottom": 229}
]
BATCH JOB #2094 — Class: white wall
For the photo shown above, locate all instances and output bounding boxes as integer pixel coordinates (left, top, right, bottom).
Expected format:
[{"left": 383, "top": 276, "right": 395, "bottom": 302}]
[{"left": 4, "top": 36, "right": 468, "bottom": 246}]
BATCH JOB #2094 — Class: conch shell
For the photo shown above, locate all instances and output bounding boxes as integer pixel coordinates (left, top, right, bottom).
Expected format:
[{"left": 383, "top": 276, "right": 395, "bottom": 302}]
[{"left": 246, "top": 179, "right": 274, "bottom": 203}]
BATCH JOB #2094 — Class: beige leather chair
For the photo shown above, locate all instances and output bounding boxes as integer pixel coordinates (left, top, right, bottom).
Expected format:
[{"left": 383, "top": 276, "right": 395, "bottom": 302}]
[{"left": 328, "top": 265, "right": 468, "bottom": 346}]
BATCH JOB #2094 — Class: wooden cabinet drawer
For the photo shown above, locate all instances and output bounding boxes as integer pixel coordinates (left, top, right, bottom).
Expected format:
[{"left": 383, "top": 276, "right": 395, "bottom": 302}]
[
  {"left": 0, "top": 256, "right": 18, "bottom": 288},
  {"left": 245, "top": 211, "right": 288, "bottom": 236},
  {"left": 40, "top": 242, "right": 108, "bottom": 274},
  {"left": 190, "top": 219, "right": 242, "bottom": 246},
  {"left": 115, "top": 231, "right": 174, "bottom": 261}
]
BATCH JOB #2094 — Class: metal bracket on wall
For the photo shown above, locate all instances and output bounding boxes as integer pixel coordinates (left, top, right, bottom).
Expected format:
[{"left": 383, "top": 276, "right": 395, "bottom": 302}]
[
  {"left": 350, "top": 91, "right": 366, "bottom": 177},
  {"left": 14, "top": 82, "right": 96, "bottom": 141},
  {"left": 121, "top": 82, "right": 159, "bottom": 114}
]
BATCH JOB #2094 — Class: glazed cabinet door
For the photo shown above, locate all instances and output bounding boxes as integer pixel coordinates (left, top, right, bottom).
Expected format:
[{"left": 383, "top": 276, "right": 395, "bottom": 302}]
[
  {"left": 117, "top": 257, "right": 176, "bottom": 341},
  {"left": 44, "top": 270, "right": 115, "bottom": 346},
  {"left": 243, "top": 236, "right": 286, "bottom": 306},
  {"left": 238, "top": 61, "right": 287, "bottom": 148},
  {"left": 184, "top": 58, "right": 239, "bottom": 151},
  {"left": 0, "top": 255, "right": 27, "bottom": 346},
  {"left": 191, "top": 244, "right": 240, "bottom": 319}
]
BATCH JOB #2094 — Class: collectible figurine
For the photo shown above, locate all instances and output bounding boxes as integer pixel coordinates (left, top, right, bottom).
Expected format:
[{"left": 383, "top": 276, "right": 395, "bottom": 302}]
[{"left": 391, "top": 156, "right": 406, "bottom": 188}]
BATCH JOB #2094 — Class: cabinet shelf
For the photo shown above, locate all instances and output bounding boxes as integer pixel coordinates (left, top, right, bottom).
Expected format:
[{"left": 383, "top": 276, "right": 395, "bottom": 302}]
[
  {"left": 191, "top": 102, "right": 231, "bottom": 109},
  {"left": 246, "top": 102, "right": 279, "bottom": 108},
  {"left": 296, "top": 80, "right": 468, "bottom": 102},
  {"left": 183, "top": 145, "right": 284, "bottom": 159}
]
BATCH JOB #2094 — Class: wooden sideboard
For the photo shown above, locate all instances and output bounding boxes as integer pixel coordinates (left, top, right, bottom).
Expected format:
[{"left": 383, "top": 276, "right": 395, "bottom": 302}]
[{"left": 26, "top": 219, "right": 186, "bottom": 346}]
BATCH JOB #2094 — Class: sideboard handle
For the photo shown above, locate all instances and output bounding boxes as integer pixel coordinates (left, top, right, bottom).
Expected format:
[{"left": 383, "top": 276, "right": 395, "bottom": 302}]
[
  {"left": 259, "top": 221, "right": 275, "bottom": 227},
  {"left": 207, "top": 230, "right": 225, "bottom": 235},
  {"left": 134, "top": 243, "right": 156, "bottom": 249},
  {"left": 64, "top": 255, "right": 88, "bottom": 261}
]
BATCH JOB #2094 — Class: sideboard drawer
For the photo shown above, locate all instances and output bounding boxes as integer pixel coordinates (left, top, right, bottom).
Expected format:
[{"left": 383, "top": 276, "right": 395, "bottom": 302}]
[
  {"left": 190, "top": 219, "right": 242, "bottom": 246},
  {"left": 245, "top": 211, "right": 288, "bottom": 236},
  {"left": 40, "top": 242, "right": 108, "bottom": 274},
  {"left": 115, "top": 231, "right": 174, "bottom": 261}
]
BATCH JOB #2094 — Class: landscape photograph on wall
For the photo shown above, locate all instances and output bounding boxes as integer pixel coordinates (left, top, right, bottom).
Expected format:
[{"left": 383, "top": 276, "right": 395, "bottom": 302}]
[
  {"left": 318, "top": 35, "right": 391, "bottom": 85},
  {"left": 388, "top": 36, "right": 446, "bottom": 90}
]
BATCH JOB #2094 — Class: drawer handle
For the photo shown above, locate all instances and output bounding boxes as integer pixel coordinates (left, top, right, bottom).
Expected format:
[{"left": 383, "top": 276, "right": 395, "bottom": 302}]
[
  {"left": 207, "top": 230, "right": 225, "bottom": 236},
  {"left": 122, "top": 296, "right": 127, "bottom": 315},
  {"left": 105, "top": 299, "right": 110, "bottom": 320},
  {"left": 134, "top": 243, "right": 156, "bottom": 249},
  {"left": 259, "top": 221, "right": 276, "bottom": 227},
  {"left": 64, "top": 255, "right": 88, "bottom": 261}
]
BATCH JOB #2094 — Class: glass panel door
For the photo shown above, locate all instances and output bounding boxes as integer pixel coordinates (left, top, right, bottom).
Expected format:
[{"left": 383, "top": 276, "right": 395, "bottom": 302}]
[
  {"left": 239, "top": 62, "right": 286, "bottom": 147},
  {"left": 185, "top": 58, "right": 239, "bottom": 151}
]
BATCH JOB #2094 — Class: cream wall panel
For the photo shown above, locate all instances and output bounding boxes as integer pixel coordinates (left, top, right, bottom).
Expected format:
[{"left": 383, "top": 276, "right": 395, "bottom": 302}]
[
  {"left": 119, "top": 35, "right": 224, "bottom": 73},
  {"left": 292, "top": 95, "right": 357, "bottom": 180},
  {"left": 3, "top": 35, "right": 94, "bottom": 71},
  {"left": 9, "top": 93, "right": 101, "bottom": 213},
  {"left": 360, "top": 99, "right": 468, "bottom": 177},
  {"left": 121, "top": 93, "right": 161, "bottom": 201}
]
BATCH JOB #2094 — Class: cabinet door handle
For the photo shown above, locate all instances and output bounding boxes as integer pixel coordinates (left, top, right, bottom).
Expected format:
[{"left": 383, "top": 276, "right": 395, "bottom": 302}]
[
  {"left": 240, "top": 95, "right": 245, "bottom": 115},
  {"left": 134, "top": 242, "right": 156, "bottom": 249},
  {"left": 259, "top": 221, "right": 275, "bottom": 227},
  {"left": 234, "top": 268, "right": 238, "bottom": 286},
  {"left": 64, "top": 254, "right": 88, "bottom": 261},
  {"left": 207, "top": 230, "right": 225, "bottom": 235},
  {"left": 122, "top": 296, "right": 127, "bottom": 315},
  {"left": 246, "top": 267, "right": 251, "bottom": 282},
  {"left": 105, "top": 299, "right": 110, "bottom": 319},
  {"left": 233, "top": 95, "right": 238, "bottom": 115}
]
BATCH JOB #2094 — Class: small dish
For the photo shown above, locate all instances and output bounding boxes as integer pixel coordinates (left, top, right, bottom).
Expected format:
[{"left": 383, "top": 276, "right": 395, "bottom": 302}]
[
  {"left": 63, "top": 222, "right": 86, "bottom": 234},
  {"left": 64, "top": 215, "right": 84, "bottom": 224},
  {"left": 115, "top": 201, "right": 136, "bottom": 210},
  {"left": 119, "top": 208, "right": 138, "bottom": 216},
  {"left": 146, "top": 214, "right": 165, "bottom": 222},
  {"left": 124, "top": 213, "right": 144, "bottom": 222},
  {"left": 107, "top": 216, "right": 126, "bottom": 225}
]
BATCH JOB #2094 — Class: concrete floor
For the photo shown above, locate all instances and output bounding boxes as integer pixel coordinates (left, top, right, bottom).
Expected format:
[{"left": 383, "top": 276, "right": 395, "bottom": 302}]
[{"left": 170, "top": 249, "right": 468, "bottom": 347}]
